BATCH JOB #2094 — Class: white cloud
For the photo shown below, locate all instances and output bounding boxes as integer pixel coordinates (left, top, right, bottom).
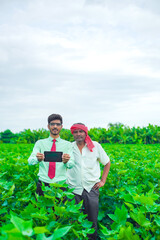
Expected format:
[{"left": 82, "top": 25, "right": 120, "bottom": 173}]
[{"left": 0, "top": 0, "right": 160, "bottom": 132}]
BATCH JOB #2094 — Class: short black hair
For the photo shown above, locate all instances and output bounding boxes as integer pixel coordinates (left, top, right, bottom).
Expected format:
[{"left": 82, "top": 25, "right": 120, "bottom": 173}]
[{"left": 48, "top": 114, "right": 63, "bottom": 124}]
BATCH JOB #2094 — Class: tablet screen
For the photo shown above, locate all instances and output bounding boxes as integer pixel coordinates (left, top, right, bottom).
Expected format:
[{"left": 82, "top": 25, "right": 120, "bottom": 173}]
[{"left": 44, "top": 151, "right": 63, "bottom": 162}]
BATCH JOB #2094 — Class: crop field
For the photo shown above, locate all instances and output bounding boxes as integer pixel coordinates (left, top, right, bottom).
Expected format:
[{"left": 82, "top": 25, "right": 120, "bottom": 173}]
[{"left": 0, "top": 143, "right": 160, "bottom": 239}]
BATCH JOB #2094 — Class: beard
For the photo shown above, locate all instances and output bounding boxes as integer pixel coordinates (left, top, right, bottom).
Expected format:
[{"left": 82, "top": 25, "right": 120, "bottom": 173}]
[
  {"left": 50, "top": 128, "right": 59, "bottom": 136},
  {"left": 75, "top": 136, "right": 85, "bottom": 142}
]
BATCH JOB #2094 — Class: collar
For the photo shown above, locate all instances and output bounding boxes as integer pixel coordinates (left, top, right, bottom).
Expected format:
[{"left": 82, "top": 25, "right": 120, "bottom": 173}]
[
  {"left": 73, "top": 141, "right": 87, "bottom": 149},
  {"left": 48, "top": 136, "right": 61, "bottom": 142}
]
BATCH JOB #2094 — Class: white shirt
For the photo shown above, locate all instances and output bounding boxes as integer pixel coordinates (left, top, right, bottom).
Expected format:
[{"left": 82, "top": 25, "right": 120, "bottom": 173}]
[
  {"left": 28, "top": 136, "right": 74, "bottom": 183},
  {"left": 67, "top": 141, "right": 110, "bottom": 195}
]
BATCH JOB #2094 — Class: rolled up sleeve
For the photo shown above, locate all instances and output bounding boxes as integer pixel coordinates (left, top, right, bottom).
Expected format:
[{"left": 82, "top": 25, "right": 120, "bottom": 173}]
[
  {"left": 97, "top": 143, "right": 110, "bottom": 165},
  {"left": 65, "top": 143, "right": 75, "bottom": 169}
]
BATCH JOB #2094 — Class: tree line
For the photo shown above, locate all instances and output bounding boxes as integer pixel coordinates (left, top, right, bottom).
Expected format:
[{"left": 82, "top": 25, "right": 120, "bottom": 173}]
[{"left": 0, "top": 123, "right": 160, "bottom": 144}]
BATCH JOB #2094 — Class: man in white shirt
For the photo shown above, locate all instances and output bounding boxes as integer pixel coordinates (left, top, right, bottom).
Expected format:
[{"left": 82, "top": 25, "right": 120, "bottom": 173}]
[
  {"left": 28, "top": 113, "right": 74, "bottom": 196},
  {"left": 67, "top": 123, "right": 111, "bottom": 240}
]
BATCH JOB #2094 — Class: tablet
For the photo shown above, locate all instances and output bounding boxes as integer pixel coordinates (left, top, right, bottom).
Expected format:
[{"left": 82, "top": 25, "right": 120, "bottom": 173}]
[{"left": 44, "top": 151, "right": 63, "bottom": 162}]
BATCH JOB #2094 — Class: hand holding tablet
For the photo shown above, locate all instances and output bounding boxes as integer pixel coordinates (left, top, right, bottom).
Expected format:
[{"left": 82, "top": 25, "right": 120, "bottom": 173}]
[{"left": 44, "top": 151, "right": 63, "bottom": 162}]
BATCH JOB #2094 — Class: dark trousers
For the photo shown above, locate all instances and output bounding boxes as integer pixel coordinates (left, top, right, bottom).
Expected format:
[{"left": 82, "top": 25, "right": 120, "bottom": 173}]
[
  {"left": 36, "top": 180, "right": 50, "bottom": 196},
  {"left": 36, "top": 180, "right": 67, "bottom": 201},
  {"left": 74, "top": 188, "right": 99, "bottom": 240}
]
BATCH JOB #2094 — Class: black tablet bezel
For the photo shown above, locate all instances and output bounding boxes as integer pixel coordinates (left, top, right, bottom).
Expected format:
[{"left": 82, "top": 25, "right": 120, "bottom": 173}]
[{"left": 44, "top": 151, "right": 63, "bottom": 162}]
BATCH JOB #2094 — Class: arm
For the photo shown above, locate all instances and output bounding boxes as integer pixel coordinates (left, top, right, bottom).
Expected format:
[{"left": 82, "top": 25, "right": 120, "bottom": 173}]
[
  {"left": 93, "top": 161, "right": 111, "bottom": 189},
  {"left": 101, "top": 161, "right": 111, "bottom": 185},
  {"left": 93, "top": 142, "right": 111, "bottom": 189},
  {"left": 28, "top": 141, "right": 42, "bottom": 165},
  {"left": 63, "top": 143, "right": 75, "bottom": 169}
]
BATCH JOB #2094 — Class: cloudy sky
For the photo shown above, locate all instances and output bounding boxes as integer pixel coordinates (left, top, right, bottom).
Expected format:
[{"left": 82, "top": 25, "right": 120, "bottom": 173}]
[{"left": 0, "top": 0, "right": 160, "bottom": 133}]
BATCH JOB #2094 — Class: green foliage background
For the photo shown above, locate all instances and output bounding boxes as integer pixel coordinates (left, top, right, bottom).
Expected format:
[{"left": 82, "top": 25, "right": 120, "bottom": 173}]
[
  {"left": 0, "top": 144, "right": 94, "bottom": 239},
  {"left": 1, "top": 123, "right": 160, "bottom": 144},
  {"left": 0, "top": 143, "right": 159, "bottom": 239}
]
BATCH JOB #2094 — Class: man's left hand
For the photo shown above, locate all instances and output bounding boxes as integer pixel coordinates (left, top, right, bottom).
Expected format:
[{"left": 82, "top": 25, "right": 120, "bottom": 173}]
[
  {"left": 62, "top": 153, "right": 70, "bottom": 163},
  {"left": 93, "top": 180, "right": 105, "bottom": 190}
]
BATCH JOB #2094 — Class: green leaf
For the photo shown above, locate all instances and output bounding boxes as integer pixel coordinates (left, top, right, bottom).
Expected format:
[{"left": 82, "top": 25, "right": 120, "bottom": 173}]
[
  {"left": 66, "top": 202, "right": 82, "bottom": 213},
  {"left": 34, "top": 226, "right": 49, "bottom": 234},
  {"left": 4, "top": 232, "right": 27, "bottom": 240},
  {"left": 21, "top": 203, "right": 38, "bottom": 218},
  {"left": 108, "top": 205, "right": 128, "bottom": 226},
  {"left": 84, "top": 228, "right": 95, "bottom": 234},
  {"left": 36, "top": 233, "right": 54, "bottom": 240},
  {"left": 1, "top": 224, "right": 19, "bottom": 234},
  {"left": 78, "top": 214, "right": 88, "bottom": 223},
  {"left": 124, "top": 202, "right": 134, "bottom": 211},
  {"left": 64, "top": 191, "right": 74, "bottom": 199},
  {"left": 0, "top": 208, "right": 8, "bottom": 214},
  {"left": 72, "top": 228, "right": 80, "bottom": 238},
  {"left": 81, "top": 219, "right": 92, "bottom": 228},
  {"left": 52, "top": 226, "right": 72, "bottom": 240},
  {"left": 10, "top": 213, "right": 34, "bottom": 236},
  {"left": 50, "top": 181, "right": 66, "bottom": 188},
  {"left": 154, "top": 216, "right": 160, "bottom": 227},
  {"left": 31, "top": 212, "right": 49, "bottom": 221},
  {"left": 118, "top": 226, "right": 140, "bottom": 240},
  {"left": 130, "top": 211, "right": 151, "bottom": 227},
  {"left": 146, "top": 204, "right": 158, "bottom": 213},
  {"left": 98, "top": 210, "right": 105, "bottom": 221},
  {"left": 122, "top": 194, "right": 136, "bottom": 204},
  {"left": 133, "top": 194, "right": 154, "bottom": 205},
  {"left": 147, "top": 190, "right": 159, "bottom": 201},
  {"left": 99, "top": 223, "right": 118, "bottom": 236},
  {"left": 2, "top": 184, "right": 15, "bottom": 200},
  {"left": 54, "top": 206, "right": 66, "bottom": 215}
]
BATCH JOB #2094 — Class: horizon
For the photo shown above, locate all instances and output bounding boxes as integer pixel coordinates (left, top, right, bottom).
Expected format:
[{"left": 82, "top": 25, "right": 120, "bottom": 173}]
[
  {"left": 1, "top": 122, "right": 159, "bottom": 134},
  {"left": 1, "top": 0, "right": 160, "bottom": 132}
]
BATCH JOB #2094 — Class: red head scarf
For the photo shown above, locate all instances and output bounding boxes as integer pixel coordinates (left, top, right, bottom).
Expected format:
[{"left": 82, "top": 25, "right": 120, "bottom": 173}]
[{"left": 70, "top": 124, "right": 95, "bottom": 152}]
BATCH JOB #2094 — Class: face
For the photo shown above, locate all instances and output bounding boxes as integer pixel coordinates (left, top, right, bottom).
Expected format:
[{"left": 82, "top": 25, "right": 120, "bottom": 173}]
[
  {"left": 48, "top": 119, "right": 62, "bottom": 138},
  {"left": 72, "top": 129, "right": 86, "bottom": 143}
]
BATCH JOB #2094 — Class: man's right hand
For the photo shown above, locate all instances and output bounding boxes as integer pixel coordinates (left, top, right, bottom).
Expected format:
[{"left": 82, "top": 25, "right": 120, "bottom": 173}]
[{"left": 36, "top": 153, "right": 44, "bottom": 162}]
